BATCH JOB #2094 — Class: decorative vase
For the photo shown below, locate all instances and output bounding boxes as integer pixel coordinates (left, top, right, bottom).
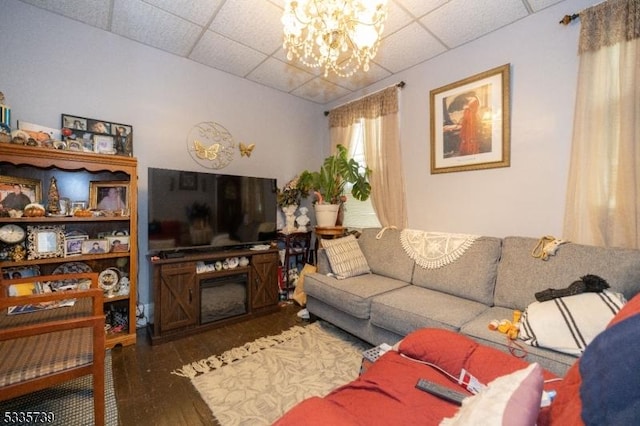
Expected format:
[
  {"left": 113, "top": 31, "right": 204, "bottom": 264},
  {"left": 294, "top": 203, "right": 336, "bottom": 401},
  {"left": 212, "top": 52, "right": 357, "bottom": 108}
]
[
  {"left": 282, "top": 204, "right": 298, "bottom": 233},
  {"left": 314, "top": 204, "right": 340, "bottom": 227}
]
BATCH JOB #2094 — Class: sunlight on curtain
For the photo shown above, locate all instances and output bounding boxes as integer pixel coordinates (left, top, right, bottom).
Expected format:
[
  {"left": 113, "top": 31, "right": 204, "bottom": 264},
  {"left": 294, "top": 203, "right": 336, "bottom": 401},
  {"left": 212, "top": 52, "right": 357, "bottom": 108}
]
[
  {"left": 328, "top": 86, "right": 407, "bottom": 228},
  {"left": 563, "top": 0, "right": 640, "bottom": 248}
]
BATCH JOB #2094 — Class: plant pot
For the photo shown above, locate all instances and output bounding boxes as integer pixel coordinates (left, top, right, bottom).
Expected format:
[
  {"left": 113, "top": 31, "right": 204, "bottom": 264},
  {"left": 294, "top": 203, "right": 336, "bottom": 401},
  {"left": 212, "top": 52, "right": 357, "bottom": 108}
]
[{"left": 314, "top": 204, "right": 340, "bottom": 227}]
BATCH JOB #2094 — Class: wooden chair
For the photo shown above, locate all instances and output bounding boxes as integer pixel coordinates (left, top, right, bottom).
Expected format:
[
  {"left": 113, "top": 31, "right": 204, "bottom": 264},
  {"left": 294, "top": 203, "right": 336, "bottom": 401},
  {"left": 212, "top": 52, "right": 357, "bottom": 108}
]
[{"left": 0, "top": 272, "right": 106, "bottom": 426}]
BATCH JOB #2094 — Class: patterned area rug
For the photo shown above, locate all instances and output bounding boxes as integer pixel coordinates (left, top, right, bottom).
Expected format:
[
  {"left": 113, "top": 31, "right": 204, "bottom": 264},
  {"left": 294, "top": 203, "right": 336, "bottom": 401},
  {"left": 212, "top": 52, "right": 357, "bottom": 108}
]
[
  {"left": 177, "top": 321, "right": 369, "bottom": 426},
  {"left": 0, "top": 351, "right": 118, "bottom": 426}
]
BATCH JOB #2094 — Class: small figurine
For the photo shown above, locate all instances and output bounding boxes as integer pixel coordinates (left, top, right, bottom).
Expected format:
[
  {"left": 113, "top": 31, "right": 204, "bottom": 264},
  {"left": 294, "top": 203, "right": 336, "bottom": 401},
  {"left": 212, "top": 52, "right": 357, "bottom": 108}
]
[
  {"left": 46, "top": 177, "right": 60, "bottom": 215},
  {"left": 296, "top": 206, "right": 310, "bottom": 232}
]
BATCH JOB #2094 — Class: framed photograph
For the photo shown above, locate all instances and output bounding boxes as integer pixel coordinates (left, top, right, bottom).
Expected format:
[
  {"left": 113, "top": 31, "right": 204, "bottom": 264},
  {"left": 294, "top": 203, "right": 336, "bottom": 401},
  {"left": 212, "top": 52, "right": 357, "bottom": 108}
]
[
  {"left": 430, "top": 63, "right": 511, "bottom": 174},
  {"left": 179, "top": 171, "right": 198, "bottom": 190},
  {"left": 27, "top": 225, "right": 65, "bottom": 260},
  {"left": 89, "top": 180, "right": 129, "bottom": 212},
  {"left": 62, "top": 114, "right": 88, "bottom": 131},
  {"left": 106, "top": 235, "right": 130, "bottom": 253},
  {"left": 0, "top": 176, "right": 42, "bottom": 209},
  {"left": 64, "top": 235, "right": 87, "bottom": 257},
  {"left": 2, "top": 265, "right": 40, "bottom": 280},
  {"left": 94, "top": 134, "right": 115, "bottom": 154},
  {"left": 81, "top": 239, "right": 109, "bottom": 254},
  {"left": 61, "top": 114, "right": 133, "bottom": 156}
]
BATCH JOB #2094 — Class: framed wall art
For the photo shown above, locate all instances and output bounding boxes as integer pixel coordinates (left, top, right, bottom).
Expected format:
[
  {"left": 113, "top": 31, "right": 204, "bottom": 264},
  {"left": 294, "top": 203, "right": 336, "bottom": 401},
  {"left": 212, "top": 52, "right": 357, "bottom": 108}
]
[
  {"left": 81, "top": 239, "right": 109, "bottom": 254},
  {"left": 0, "top": 176, "right": 42, "bottom": 209},
  {"left": 27, "top": 225, "right": 65, "bottom": 260},
  {"left": 61, "top": 113, "right": 133, "bottom": 156},
  {"left": 430, "top": 64, "right": 511, "bottom": 174},
  {"left": 89, "top": 180, "right": 129, "bottom": 213}
]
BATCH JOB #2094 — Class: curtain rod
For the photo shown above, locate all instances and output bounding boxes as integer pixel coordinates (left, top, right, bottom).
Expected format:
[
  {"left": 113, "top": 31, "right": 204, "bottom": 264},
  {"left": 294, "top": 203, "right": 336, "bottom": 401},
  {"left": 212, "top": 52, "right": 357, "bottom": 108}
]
[
  {"left": 324, "top": 81, "right": 405, "bottom": 116},
  {"left": 559, "top": 13, "right": 580, "bottom": 25}
]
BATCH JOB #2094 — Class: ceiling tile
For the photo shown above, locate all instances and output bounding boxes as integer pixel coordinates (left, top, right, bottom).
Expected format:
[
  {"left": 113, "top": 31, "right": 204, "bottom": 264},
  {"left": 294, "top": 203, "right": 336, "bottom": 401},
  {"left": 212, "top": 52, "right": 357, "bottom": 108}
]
[
  {"left": 394, "top": 0, "right": 449, "bottom": 18},
  {"left": 111, "top": 0, "right": 202, "bottom": 56},
  {"left": 322, "top": 62, "right": 392, "bottom": 92},
  {"left": 383, "top": 1, "right": 415, "bottom": 36},
  {"left": 421, "top": 0, "right": 529, "bottom": 48},
  {"left": 526, "top": 0, "right": 565, "bottom": 12},
  {"left": 19, "top": 0, "right": 111, "bottom": 29},
  {"left": 292, "top": 78, "right": 352, "bottom": 104},
  {"left": 142, "top": 0, "right": 223, "bottom": 26},
  {"left": 190, "top": 30, "right": 267, "bottom": 77},
  {"left": 210, "top": 0, "right": 284, "bottom": 55},
  {"left": 247, "top": 58, "right": 316, "bottom": 93},
  {"left": 374, "top": 22, "right": 447, "bottom": 73}
]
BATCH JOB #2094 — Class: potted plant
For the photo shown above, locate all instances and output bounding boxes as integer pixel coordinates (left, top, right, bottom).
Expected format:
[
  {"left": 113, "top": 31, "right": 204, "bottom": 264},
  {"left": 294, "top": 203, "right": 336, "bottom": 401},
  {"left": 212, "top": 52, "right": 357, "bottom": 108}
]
[{"left": 298, "top": 144, "right": 371, "bottom": 226}]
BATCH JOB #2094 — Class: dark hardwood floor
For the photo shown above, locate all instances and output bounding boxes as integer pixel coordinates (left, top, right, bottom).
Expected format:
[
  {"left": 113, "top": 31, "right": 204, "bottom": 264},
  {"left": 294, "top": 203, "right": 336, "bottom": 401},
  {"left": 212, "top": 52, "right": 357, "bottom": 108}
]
[{"left": 111, "top": 303, "right": 305, "bottom": 426}]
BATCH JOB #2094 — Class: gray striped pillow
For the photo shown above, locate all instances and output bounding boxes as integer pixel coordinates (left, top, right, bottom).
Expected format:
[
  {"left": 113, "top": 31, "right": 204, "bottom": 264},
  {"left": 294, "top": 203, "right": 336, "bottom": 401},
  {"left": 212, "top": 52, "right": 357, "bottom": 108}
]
[{"left": 322, "top": 235, "right": 371, "bottom": 279}]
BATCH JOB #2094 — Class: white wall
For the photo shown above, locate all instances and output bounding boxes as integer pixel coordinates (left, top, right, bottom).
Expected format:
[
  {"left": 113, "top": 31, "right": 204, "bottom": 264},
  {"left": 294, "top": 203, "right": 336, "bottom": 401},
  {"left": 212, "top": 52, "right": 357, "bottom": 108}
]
[
  {"left": 1, "top": 0, "right": 325, "bottom": 306},
  {"left": 328, "top": 0, "right": 595, "bottom": 238}
]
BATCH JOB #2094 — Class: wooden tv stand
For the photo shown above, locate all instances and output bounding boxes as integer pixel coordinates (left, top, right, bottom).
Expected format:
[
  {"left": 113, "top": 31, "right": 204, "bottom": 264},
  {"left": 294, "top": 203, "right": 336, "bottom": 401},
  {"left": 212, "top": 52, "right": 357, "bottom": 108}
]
[{"left": 149, "top": 247, "right": 280, "bottom": 344}]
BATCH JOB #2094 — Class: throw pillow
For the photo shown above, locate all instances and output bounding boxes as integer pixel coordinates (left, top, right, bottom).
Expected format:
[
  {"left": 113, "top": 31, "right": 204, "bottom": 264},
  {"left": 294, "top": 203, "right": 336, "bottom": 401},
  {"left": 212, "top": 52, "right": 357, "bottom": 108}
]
[
  {"left": 440, "top": 363, "right": 543, "bottom": 426},
  {"left": 322, "top": 234, "right": 371, "bottom": 279},
  {"left": 519, "top": 289, "right": 626, "bottom": 355},
  {"left": 292, "top": 263, "right": 317, "bottom": 306}
]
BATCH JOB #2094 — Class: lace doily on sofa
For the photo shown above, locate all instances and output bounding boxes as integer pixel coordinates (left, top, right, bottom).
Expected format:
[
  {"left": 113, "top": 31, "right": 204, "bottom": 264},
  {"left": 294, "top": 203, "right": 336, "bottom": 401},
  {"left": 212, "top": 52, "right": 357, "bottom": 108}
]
[{"left": 400, "top": 229, "right": 479, "bottom": 269}]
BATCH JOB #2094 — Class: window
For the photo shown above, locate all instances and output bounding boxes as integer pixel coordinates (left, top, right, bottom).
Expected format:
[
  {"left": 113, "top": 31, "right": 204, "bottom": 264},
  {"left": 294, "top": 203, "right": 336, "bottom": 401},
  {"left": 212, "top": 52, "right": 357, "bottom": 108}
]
[{"left": 343, "top": 121, "right": 381, "bottom": 229}]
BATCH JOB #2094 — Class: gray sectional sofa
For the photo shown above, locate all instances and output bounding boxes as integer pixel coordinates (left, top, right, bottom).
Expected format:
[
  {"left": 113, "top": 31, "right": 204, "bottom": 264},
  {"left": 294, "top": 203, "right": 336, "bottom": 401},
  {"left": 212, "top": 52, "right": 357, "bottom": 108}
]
[{"left": 305, "top": 227, "right": 640, "bottom": 376}]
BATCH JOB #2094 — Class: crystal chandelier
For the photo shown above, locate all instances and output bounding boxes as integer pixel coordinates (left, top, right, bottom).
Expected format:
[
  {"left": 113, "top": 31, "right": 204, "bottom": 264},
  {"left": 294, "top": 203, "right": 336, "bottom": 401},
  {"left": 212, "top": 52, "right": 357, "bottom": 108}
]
[{"left": 282, "top": 0, "right": 388, "bottom": 78}]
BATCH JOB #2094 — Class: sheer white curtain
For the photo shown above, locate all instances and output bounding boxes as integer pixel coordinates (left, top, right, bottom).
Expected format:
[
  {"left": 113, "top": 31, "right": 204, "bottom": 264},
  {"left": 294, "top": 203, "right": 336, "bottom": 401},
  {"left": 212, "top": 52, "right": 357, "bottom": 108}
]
[
  {"left": 328, "top": 86, "right": 407, "bottom": 228},
  {"left": 564, "top": 0, "right": 640, "bottom": 248}
]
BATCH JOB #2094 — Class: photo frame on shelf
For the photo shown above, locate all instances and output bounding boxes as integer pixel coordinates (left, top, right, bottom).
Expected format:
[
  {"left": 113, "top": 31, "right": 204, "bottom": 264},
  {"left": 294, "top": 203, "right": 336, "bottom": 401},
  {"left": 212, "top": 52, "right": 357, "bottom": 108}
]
[
  {"left": 430, "top": 63, "right": 511, "bottom": 174},
  {"left": 89, "top": 180, "right": 130, "bottom": 213},
  {"left": 93, "top": 135, "right": 115, "bottom": 154},
  {"left": 61, "top": 113, "right": 133, "bottom": 156},
  {"left": 106, "top": 235, "right": 130, "bottom": 253},
  {"left": 27, "top": 225, "right": 65, "bottom": 260},
  {"left": 2, "top": 265, "right": 40, "bottom": 280},
  {"left": 0, "top": 175, "right": 42, "bottom": 207},
  {"left": 64, "top": 235, "right": 87, "bottom": 257},
  {"left": 81, "top": 239, "right": 109, "bottom": 254}
]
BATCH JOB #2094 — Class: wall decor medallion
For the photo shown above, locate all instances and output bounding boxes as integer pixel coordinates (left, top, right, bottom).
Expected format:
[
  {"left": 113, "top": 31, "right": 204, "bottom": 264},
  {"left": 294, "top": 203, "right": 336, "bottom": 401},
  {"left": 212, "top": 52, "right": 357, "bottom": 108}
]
[
  {"left": 187, "top": 122, "right": 236, "bottom": 169},
  {"left": 430, "top": 63, "right": 511, "bottom": 174}
]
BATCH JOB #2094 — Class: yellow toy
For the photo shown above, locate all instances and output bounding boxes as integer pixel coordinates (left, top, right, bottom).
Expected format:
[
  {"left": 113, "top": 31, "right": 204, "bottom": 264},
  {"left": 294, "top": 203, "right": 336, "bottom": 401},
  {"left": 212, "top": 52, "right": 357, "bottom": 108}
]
[{"left": 489, "top": 310, "right": 521, "bottom": 340}]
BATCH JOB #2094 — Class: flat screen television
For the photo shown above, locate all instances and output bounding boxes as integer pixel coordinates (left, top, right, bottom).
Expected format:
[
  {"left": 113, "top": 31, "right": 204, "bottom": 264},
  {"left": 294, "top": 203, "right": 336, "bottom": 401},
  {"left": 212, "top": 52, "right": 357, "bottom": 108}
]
[{"left": 147, "top": 167, "right": 277, "bottom": 254}]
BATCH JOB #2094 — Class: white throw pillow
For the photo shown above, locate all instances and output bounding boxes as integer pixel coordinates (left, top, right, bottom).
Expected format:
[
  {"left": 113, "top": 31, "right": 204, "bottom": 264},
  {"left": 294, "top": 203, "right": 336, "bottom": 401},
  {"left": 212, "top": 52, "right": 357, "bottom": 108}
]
[
  {"left": 440, "top": 363, "right": 543, "bottom": 426},
  {"left": 519, "top": 290, "right": 626, "bottom": 355},
  {"left": 322, "top": 235, "right": 371, "bottom": 279}
]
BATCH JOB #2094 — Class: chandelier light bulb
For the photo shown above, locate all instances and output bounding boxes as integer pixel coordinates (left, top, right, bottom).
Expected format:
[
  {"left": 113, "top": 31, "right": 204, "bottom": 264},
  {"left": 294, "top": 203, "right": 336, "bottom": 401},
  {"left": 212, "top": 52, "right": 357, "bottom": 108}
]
[{"left": 282, "top": 0, "right": 388, "bottom": 78}]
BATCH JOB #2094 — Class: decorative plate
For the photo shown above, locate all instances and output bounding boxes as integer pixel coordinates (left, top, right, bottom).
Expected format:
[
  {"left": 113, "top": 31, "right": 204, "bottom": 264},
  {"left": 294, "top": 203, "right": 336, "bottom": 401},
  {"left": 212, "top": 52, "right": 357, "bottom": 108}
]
[
  {"left": 98, "top": 268, "right": 120, "bottom": 292},
  {"left": 53, "top": 261, "right": 92, "bottom": 274}
]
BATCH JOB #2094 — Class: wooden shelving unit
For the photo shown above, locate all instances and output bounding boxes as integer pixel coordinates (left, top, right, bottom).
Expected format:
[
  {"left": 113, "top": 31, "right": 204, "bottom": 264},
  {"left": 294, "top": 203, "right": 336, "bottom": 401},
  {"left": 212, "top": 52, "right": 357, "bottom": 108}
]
[{"left": 0, "top": 144, "right": 138, "bottom": 348}]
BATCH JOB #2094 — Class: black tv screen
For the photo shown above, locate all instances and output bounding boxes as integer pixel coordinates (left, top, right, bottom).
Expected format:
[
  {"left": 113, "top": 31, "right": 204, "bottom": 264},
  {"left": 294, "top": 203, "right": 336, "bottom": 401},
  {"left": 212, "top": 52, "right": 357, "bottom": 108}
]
[{"left": 147, "top": 167, "right": 277, "bottom": 253}]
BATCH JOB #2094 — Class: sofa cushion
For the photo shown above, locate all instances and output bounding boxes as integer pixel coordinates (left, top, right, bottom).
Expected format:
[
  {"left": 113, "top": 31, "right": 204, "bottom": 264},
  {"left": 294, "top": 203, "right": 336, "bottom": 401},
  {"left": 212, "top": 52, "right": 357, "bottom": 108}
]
[
  {"left": 494, "top": 236, "right": 640, "bottom": 311},
  {"left": 357, "top": 228, "right": 415, "bottom": 282},
  {"left": 322, "top": 235, "right": 371, "bottom": 279},
  {"left": 440, "top": 363, "right": 544, "bottom": 426},
  {"left": 304, "top": 273, "right": 408, "bottom": 319},
  {"left": 518, "top": 290, "right": 626, "bottom": 355},
  {"left": 411, "top": 236, "right": 502, "bottom": 305},
  {"left": 370, "top": 286, "right": 489, "bottom": 337}
]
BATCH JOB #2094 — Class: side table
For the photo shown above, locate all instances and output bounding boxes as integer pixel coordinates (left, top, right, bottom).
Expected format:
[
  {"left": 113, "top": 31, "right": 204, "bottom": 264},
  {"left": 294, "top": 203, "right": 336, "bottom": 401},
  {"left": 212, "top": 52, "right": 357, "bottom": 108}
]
[
  {"left": 360, "top": 343, "right": 393, "bottom": 375},
  {"left": 314, "top": 226, "right": 348, "bottom": 263},
  {"left": 277, "top": 230, "right": 312, "bottom": 298}
]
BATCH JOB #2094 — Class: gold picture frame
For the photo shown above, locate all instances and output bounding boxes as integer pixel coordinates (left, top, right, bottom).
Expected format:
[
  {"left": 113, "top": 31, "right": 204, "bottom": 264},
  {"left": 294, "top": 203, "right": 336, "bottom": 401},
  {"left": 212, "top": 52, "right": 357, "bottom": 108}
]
[
  {"left": 89, "top": 180, "right": 130, "bottom": 213},
  {"left": 430, "top": 64, "right": 511, "bottom": 174},
  {"left": 0, "top": 175, "right": 42, "bottom": 208},
  {"left": 27, "top": 225, "right": 65, "bottom": 260}
]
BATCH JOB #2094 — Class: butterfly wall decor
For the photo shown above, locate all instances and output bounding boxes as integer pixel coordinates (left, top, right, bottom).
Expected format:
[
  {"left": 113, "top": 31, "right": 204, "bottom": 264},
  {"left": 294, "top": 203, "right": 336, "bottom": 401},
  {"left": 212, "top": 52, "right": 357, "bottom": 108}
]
[
  {"left": 239, "top": 142, "right": 255, "bottom": 157},
  {"left": 193, "top": 140, "right": 220, "bottom": 160},
  {"left": 186, "top": 122, "right": 235, "bottom": 169}
]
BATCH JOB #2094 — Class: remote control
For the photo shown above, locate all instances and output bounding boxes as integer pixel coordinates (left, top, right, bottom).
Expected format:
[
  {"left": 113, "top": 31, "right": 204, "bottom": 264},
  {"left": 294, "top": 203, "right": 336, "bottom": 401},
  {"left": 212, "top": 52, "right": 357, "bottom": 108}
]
[{"left": 415, "top": 378, "right": 468, "bottom": 406}]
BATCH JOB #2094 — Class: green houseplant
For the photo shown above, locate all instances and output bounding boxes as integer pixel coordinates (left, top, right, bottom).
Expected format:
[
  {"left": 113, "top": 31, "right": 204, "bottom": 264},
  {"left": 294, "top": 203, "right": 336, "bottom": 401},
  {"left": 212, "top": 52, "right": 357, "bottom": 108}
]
[{"left": 298, "top": 144, "right": 371, "bottom": 226}]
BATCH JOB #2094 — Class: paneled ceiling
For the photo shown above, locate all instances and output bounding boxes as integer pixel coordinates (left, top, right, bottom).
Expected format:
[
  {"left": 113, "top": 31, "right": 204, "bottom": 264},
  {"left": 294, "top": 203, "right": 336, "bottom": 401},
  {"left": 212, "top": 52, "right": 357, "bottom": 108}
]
[{"left": 19, "top": 0, "right": 564, "bottom": 104}]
